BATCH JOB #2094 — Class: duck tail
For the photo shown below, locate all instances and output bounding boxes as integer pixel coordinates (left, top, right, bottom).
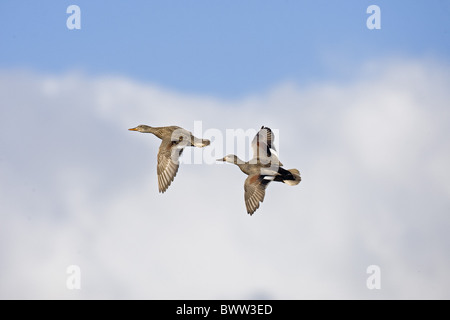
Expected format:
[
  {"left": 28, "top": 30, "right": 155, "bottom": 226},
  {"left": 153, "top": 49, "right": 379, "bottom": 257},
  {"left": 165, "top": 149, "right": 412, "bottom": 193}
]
[
  {"left": 283, "top": 169, "right": 301, "bottom": 186},
  {"left": 192, "top": 136, "right": 211, "bottom": 148}
]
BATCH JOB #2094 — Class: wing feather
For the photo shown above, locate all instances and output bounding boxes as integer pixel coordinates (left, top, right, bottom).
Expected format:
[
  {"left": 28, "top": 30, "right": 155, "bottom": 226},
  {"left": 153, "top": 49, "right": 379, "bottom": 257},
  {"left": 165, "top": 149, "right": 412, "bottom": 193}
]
[
  {"left": 157, "top": 140, "right": 181, "bottom": 193},
  {"left": 251, "top": 126, "right": 283, "bottom": 166},
  {"left": 244, "top": 174, "right": 270, "bottom": 215}
]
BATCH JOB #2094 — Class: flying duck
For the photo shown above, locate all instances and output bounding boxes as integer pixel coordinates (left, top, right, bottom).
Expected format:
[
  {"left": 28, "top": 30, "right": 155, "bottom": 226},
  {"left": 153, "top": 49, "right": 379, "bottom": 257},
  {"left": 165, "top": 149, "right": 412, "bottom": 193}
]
[
  {"left": 218, "top": 126, "right": 301, "bottom": 215},
  {"left": 129, "top": 125, "right": 210, "bottom": 193}
]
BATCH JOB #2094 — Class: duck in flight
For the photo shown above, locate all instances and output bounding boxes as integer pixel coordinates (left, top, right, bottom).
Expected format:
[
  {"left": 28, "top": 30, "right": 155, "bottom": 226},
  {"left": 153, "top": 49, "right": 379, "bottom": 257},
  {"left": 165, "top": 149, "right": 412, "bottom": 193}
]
[
  {"left": 129, "top": 125, "right": 210, "bottom": 193},
  {"left": 217, "top": 126, "right": 301, "bottom": 215}
]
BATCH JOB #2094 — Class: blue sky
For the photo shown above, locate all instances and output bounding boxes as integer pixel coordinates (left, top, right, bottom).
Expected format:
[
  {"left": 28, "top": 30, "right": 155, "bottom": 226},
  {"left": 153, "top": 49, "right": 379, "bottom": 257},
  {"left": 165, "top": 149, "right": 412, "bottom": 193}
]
[{"left": 1, "top": 1, "right": 449, "bottom": 97}]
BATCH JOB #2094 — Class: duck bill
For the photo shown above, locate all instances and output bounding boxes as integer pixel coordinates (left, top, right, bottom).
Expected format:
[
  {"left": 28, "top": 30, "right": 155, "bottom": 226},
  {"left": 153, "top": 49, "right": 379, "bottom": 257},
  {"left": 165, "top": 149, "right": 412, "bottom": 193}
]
[{"left": 128, "top": 127, "right": 138, "bottom": 131}]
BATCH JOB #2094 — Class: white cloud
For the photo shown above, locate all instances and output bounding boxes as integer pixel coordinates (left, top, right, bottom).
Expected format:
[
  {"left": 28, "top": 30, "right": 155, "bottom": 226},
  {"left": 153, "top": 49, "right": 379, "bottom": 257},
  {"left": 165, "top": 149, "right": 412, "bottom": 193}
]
[{"left": 0, "top": 58, "right": 449, "bottom": 299}]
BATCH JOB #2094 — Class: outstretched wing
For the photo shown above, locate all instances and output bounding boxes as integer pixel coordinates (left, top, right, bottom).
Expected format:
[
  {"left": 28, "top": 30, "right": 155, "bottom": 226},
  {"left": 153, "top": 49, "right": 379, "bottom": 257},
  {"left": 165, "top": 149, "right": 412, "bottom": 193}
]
[
  {"left": 156, "top": 127, "right": 208, "bottom": 193},
  {"left": 251, "top": 126, "right": 283, "bottom": 166},
  {"left": 244, "top": 173, "right": 271, "bottom": 215},
  {"left": 157, "top": 139, "right": 183, "bottom": 193}
]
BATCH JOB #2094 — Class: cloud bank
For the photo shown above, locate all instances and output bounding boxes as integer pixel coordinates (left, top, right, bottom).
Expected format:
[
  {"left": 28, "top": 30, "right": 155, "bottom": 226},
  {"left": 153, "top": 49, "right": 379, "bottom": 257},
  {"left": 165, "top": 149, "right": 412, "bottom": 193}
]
[{"left": 1, "top": 57, "right": 450, "bottom": 299}]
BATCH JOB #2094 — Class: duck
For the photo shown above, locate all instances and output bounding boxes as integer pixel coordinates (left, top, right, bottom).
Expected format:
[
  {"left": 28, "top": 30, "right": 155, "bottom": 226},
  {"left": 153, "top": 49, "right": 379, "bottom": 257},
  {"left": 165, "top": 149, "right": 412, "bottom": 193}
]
[
  {"left": 129, "top": 125, "right": 210, "bottom": 193},
  {"left": 217, "top": 126, "right": 301, "bottom": 215}
]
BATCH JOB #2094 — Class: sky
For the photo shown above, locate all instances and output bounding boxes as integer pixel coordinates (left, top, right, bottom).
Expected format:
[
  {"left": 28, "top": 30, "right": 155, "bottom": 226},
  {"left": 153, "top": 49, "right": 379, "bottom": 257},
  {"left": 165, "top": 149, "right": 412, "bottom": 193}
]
[
  {"left": 1, "top": 0, "right": 450, "bottom": 97},
  {"left": 1, "top": 1, "right": 450, "bottom": 299}
]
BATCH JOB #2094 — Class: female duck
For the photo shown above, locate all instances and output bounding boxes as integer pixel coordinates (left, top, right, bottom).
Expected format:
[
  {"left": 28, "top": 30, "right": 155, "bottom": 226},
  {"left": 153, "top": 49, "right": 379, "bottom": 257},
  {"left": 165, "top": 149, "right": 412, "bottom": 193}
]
[{"left": 129, "top": 125, "right": 210, "bottom": 193}]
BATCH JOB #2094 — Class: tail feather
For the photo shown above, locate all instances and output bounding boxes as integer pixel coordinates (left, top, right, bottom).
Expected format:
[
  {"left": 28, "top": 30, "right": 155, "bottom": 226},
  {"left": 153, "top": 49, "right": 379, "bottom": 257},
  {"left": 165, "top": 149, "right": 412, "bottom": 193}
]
[
  {"left": 192, "top": 137, "right": 211, "bottom": 148},
  {"left": 283, "top": 169, "right": 301, "bottom": 186}
]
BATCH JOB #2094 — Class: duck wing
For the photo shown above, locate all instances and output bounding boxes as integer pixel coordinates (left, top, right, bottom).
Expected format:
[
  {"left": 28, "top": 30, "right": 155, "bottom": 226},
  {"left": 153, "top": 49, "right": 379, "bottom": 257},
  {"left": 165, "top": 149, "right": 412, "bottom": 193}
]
[
  {"left": 251, "top": 126, "right": 283, "bottom": 166},
  {"left": 244, "top": 173, "right": 271, "bottom": 215},
  {"left": 157, "top": 139, "right": 183, "bottom": 193}
]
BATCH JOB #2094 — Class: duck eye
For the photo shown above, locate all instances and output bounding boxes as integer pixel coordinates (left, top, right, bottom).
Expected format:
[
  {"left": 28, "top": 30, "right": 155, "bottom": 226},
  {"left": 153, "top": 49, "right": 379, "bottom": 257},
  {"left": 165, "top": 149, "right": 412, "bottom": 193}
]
[{"left": 179, "top": 136, "right": 183, "bottom": 141}]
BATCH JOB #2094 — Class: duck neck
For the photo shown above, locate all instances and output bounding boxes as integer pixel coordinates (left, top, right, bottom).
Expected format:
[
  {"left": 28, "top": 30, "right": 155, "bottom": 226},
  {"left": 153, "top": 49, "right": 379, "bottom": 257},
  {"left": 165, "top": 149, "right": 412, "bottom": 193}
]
[
  {"left": 233, "top": 157, "right": 249, "bottom": 174},
  {"left": 144, "top": 126, "right": 164, "bottom": 139}
]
